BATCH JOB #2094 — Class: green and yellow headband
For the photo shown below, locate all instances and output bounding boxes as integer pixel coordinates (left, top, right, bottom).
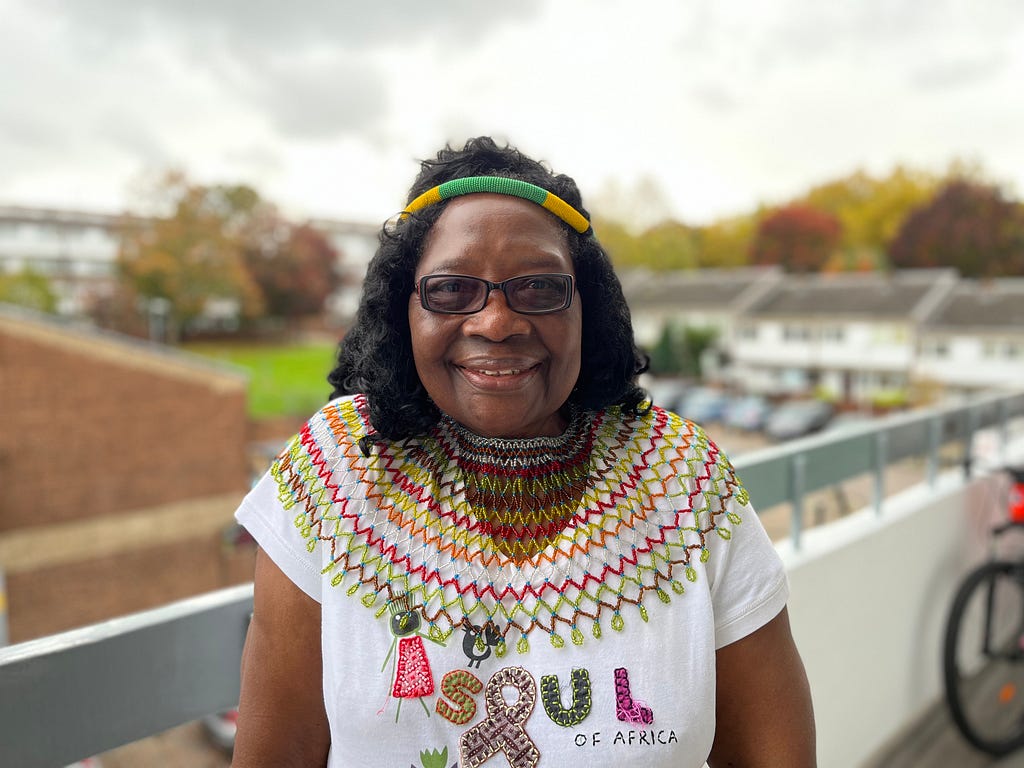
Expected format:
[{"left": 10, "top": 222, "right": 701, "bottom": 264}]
[{"left": 401, "top": 176, "right": 591, "bottom": 234}]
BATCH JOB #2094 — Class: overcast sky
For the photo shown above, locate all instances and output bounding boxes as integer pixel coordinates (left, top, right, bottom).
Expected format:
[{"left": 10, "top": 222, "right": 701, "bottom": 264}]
[{"left": 3, "top": 0, "right": 1022, "bottom": 227}]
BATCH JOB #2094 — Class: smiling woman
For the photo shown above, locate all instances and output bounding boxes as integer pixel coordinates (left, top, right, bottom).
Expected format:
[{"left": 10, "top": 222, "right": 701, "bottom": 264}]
[{"left": 231, "top": 137, "right": 816, "bottom": 768}]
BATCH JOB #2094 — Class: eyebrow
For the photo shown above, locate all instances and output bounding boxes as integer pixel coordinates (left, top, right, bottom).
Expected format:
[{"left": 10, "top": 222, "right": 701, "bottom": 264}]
[{"left": 420, "top": 254, "right": 569, "bottom": 275}]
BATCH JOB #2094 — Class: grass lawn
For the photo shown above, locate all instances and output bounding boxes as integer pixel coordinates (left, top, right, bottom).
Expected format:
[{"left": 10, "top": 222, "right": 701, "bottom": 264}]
[{"left": 184, "top": 341, "right": 338, "bottom": 419}]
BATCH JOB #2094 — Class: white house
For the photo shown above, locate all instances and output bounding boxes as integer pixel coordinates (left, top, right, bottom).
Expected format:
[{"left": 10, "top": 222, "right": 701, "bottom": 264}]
[
  {"left": 727, "top": 269, "right": 959, "bottom": 402},
  {"left": 619, "top": 266, "right": 780, "bottom": 349},
  {"left": 915, "top": 278, "right": 1024, "bottom": 391}
]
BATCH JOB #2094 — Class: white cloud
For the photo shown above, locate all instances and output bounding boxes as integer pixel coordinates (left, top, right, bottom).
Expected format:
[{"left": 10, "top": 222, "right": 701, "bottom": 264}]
[{"left": 2, "top": 0, "right": 1022, "bottom": 222}]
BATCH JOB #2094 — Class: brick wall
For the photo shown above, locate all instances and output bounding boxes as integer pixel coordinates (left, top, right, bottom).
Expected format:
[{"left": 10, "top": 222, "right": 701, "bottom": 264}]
[
  {"left": 0, "top": 310, "right": 256, "bottom": 642},
  {"left": 0, "top": 314, "right": 250, "bottom": 531}
]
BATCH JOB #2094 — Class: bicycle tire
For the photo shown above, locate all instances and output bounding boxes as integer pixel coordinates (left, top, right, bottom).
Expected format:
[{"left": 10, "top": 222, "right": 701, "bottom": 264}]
[{"left": 943, "top": 560, "right": 1024, "bottom": 756}]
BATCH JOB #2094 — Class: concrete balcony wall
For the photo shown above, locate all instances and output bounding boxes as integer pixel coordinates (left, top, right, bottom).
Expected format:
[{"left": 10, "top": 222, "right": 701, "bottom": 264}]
[{"left": 779, "top": 463, "right": 1024, "bottom": 768}]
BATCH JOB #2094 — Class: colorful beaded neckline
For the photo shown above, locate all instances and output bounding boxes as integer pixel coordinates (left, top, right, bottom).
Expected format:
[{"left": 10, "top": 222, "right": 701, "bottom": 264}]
[{"left": 272, "top": 395, "right": 746, "bottom": 653}]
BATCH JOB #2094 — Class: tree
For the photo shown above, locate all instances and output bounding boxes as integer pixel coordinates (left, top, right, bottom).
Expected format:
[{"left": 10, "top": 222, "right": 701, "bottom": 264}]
[
  {"left": 0, "top": 268, "right": 58, "bottom": 313},
  {"left": 242, "top": 222, "right": 341, "bottom": 323},
  {"left": 595, "top": 218, "right": 699, "bottom": 271},
  {"left": 695, "top": 212, "right": 760, "bottom": 268},
  {"left": 749, "top": 205, "right": 842, "bottom": 272},
  {"left": 648, "top": 322, "right": 718, "bottom": 378},
  {"left": 116, "top": 173, "right": 264, "bottom": 339},
  {"left": 802, "top": 167, "right": 942, "bottom": 258},
  {"left": 888, "top": 180, "right": 1024, "bottom": 277}
]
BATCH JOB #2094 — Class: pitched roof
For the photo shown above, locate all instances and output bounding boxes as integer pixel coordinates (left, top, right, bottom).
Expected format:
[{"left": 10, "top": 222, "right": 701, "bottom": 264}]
[
  {"left": 922, "top": 279, "right": 1024, "bottom": 331},
  {"left": 619, "top": 266, "right": 779, "bottom": 310},
  {"left": 744, "top": 269, "right": 958, "bottom": 319}
]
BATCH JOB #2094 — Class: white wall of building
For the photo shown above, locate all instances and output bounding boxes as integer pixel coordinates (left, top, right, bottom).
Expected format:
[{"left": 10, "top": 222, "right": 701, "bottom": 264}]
[{"left": 777, "top": 462, "right": 1023, "bottom": 768}]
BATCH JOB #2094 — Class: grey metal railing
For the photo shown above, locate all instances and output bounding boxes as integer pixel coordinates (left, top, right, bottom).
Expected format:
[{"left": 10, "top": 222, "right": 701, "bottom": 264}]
[{"left": 2, "top": 390, "right": 1023, "bottom": 767}]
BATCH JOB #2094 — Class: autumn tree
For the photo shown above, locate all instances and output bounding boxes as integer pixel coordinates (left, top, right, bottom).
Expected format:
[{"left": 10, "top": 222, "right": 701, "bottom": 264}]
[
  {"left": 802, "top": 167, "right": 942, "bottom": 258},
  {"left": 116, "top": 174, "right": 264, "bottom": 339},
  {"left": 242, "top": 221, "right": 340, "bottom": 323},
  {"left": 694, "top": 212, "right": 760, "bottom": 268},
  {"left": 888, "top": 180, "right": 1024, "bottom": 277},
  {"left": 595, "top": 218, "right": 698, "bottom": 270},
  {"left": 749, "top": 205, "right": 842, "bottom": 272}
]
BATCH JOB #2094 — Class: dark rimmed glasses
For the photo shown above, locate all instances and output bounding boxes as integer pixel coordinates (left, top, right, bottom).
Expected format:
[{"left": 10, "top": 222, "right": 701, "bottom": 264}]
[{"left": 415, "top": 273, "right": 575, "bottom": 315}]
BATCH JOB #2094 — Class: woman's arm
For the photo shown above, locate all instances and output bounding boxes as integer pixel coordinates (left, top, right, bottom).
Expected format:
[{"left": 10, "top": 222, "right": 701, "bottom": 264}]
[
  {"left": 232, "top": 548, "right": 331, "bottom": 768},
  {"left": 707, "top": 606, "right": 816, "bottom": 767}
]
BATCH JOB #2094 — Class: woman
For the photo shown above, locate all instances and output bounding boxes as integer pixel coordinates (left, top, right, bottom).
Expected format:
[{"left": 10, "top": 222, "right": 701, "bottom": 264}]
[{"left": 233, "top": 137, "right": 816, "bottom": 767}]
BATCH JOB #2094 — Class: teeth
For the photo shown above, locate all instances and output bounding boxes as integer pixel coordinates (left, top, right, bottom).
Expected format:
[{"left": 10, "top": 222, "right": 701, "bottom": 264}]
[{"left": 478, "top": 368, "right": 522, "bottom": 376}]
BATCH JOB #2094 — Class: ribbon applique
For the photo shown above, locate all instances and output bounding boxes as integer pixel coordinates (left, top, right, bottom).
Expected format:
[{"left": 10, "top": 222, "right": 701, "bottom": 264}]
[
  {"left": 614, "top": 667, "right": 654, "bottom": 725},
  {"left": 460, "top": 666, "right": 540, "bottom": 768}
]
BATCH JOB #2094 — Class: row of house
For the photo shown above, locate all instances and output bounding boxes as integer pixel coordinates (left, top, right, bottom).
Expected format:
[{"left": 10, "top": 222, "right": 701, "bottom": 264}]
[
  {"left": 622, "top": 266, "right": 1024, "bottom": 403},
  {"left": 3, "top": 205, "right": 1022, "bottom": 404}
]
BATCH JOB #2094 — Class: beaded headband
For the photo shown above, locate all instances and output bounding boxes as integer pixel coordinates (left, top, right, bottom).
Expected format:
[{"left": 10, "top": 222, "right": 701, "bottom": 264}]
[{"left": 401, "top": 176, "right": 591, "bottom": 234}]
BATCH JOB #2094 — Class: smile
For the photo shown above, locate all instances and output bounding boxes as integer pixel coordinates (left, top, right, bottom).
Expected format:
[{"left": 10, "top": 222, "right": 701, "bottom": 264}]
[{"left": 456, "top": 362, "right": 542, "bottom": 384}]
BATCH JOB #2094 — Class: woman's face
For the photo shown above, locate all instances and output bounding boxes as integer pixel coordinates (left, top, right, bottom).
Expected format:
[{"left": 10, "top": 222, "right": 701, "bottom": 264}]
[{"left": 408, "top": 194, "right": 582, "bottom": 438}]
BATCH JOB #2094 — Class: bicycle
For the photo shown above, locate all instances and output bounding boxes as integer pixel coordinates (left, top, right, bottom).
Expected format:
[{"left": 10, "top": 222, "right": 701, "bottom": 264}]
[{"left": 943, "top": 465, "right": 1024, "bottom": 756}]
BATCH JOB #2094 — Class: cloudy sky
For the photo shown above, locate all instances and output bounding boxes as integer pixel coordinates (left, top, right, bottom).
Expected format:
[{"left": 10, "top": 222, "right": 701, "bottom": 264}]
[{"left": 3, "top": 0, "right": 1022, "bottom": 227}]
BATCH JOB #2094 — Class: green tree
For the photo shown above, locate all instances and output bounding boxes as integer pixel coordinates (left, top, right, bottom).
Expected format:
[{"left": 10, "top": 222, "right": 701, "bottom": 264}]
[
  {"left": 648, "top": 322, "right": 718, "bottom": 378},
  {"left": 0, "top": 268, "right": 58, "bottom": 313}
]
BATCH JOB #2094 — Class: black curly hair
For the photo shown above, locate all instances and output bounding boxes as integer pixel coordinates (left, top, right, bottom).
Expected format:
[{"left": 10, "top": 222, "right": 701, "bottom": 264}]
[{"left": 327, "top": 136, "right": 648, "bottom": 447}]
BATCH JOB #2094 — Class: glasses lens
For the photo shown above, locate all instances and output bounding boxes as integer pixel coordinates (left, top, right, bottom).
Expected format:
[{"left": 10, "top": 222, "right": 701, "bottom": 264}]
[
  {"left": 421, "top": 276, "right": 486, "bottom": 313},
  {"left": 505, "top": 274, "right": 571, "bottom": 313}
]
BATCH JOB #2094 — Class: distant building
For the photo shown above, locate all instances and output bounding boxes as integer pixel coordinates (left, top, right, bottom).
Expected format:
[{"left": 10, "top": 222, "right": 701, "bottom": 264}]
[
  {"left": 620, "top": 266, "right": 781, "bottom": 348},
  {"left": 916, "top": 278, "right": 1024, "bottom": 391},
  {"left": 728, "top": 269, "right": 959, "bottom": 402},
  {"left": 0, "top": 205, "right": 379, "bottom": 324}
]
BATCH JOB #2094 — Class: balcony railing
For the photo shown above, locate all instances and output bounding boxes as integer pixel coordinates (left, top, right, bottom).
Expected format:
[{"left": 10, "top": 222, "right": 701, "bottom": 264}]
[{"left": 2, "top": 390, "right": 1023, "bottom": 767}]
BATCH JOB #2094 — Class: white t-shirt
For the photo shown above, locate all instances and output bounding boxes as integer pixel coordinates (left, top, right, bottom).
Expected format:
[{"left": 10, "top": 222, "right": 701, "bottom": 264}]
[{"left": 236, "top": 395, "right": 788, "bottom": 768}]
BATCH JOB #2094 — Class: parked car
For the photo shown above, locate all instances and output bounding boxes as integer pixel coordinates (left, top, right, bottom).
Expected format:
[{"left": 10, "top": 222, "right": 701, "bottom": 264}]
[
  {"left": 201, "top": 709, "right": 238, "bottom": 752},
  {"left": 644, "top": 378, "right": 689, "bottom": 413},
  {"left": 679, "top": 387, "right": 731, "bottom": 424},
  {"left": 723, "top": 395, "right": 773, "bottom": 432},
  {"left": 764, "top": 399, "right": 835, "bottom": 441}
]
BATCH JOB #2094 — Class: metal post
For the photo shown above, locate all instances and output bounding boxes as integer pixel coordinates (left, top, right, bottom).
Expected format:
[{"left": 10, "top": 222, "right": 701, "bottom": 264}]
[
  {"left": 0, "top": 567, "right": 7, "bottom": 647},
  {"left": 927, "top": 416, "right": 941, "bottom": 487},
  {"left": 791, "top": 454, "right": 806, "bottom": 551},
  {"left": 998, "top": 398, "right": 1009, "bottom": 463},
  {"left": 964, "top": 405, "right": 977, "bottom": 478},
  {"left": 874, "top": 431, "right": 888, "bottom": 515}
]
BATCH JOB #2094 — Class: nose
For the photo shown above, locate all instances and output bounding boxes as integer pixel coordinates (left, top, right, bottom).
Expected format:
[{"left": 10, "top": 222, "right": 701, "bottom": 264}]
[{"left": 461, "top": 290, "right": 532, "bottom": 341}]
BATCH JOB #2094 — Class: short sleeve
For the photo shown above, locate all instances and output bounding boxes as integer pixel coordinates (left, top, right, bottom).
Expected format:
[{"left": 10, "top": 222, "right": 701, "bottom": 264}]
[
  {"left": 704, "top": 492, "right": 789, "bottom": 649},
  {"left": 235, "top": 469, "right": 324, "bottom": 603}
]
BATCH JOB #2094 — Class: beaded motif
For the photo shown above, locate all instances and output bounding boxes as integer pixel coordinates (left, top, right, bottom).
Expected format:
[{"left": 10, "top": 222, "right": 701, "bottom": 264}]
[{"left": 272, "top": 394, "right": 747, "bottom": 652}]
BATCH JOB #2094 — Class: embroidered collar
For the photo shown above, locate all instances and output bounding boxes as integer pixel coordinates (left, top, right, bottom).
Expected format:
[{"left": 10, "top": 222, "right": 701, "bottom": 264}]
[{"left": 273, "top": 395, "right": 746, "bottom": 653}]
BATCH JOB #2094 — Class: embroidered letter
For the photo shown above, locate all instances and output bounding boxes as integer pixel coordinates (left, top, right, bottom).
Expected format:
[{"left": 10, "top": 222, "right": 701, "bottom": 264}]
[
  {"left": 436, "top": 669, "right": 483, "bottom": 725},
  {"left": 540, "top": 668, "right": 592, "bottom": 727},
  {"left": 613, "top": 668, "right": 654, "bottom": 725},
  {"left": 460, "top": 666, "right": 540, "bottom": 768}
]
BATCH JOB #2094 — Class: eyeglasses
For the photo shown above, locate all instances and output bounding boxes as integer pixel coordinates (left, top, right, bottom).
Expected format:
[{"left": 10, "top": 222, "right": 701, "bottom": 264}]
[{"left": 415, "top": 273, "right": 575, "bottom": 315}]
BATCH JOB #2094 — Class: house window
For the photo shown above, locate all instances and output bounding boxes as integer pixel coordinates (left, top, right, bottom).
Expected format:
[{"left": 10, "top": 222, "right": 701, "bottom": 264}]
[
  {"left": 735, "top": 323, "right": 757, "bottom": 340},
  {"left": 783, "top": 324, "right": 811, "bottom": 342},
  {"left": 821, "top": 325, "right": 845, "bottom": 342}
]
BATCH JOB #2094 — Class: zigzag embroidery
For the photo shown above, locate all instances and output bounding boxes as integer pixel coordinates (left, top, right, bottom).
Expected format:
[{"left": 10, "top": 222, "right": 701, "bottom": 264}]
[{"left": 271, "top": 395, "right": 746, "bottom": 651}]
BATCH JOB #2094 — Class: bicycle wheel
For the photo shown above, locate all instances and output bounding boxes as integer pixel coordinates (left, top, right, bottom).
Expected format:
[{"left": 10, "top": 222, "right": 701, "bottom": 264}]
[{"left": 944, "top": 560, "right": 1024, "bottom": 756}]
